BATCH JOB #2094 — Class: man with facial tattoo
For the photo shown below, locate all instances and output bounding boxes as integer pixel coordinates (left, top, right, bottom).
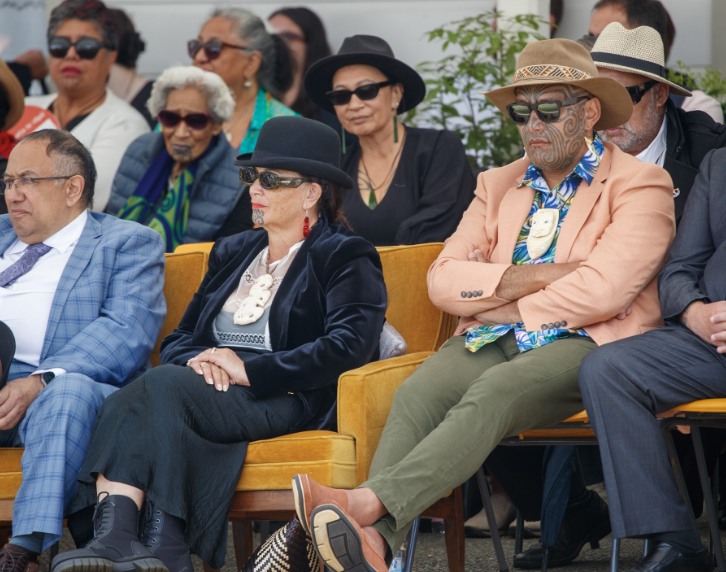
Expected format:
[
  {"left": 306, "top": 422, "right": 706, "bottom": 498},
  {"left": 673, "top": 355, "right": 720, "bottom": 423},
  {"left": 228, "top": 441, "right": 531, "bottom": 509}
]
[{"left": 290, "top": 39, "right": 676, "bottom": 572}]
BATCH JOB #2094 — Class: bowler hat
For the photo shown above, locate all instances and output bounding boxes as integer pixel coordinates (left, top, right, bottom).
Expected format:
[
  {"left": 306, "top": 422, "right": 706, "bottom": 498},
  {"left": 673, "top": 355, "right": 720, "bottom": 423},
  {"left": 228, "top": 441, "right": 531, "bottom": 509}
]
[
  {"left": 483, "top": 38, "right": 633, "bottom": 131},
  {"left": 0, "top": 60, "right": 25, "bottom": 131},
  {"left": 591, "top": 23, "right": 691, "bottom": 97},
  {"left": 235, "top": 116, "right": 354, "bottom": 189},
  {"left": 304, "top": 35, "right": 426, "bottom": 114}
]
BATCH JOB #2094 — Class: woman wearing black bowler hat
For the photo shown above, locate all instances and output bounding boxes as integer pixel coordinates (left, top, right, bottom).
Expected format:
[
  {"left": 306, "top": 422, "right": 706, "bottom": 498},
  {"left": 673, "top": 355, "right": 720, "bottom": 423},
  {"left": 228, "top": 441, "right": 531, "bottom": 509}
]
[
  {"left": 53, "top": 116, "right": 387, "bottom": 572},
  {"left": 305, "top": 35, "right": 476, "bottom": 247}
]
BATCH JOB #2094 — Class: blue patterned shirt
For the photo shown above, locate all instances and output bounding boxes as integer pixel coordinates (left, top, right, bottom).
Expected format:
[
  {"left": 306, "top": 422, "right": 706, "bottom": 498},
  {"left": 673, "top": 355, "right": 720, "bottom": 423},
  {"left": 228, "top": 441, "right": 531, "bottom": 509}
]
[{"left": 464, "top": 134, "right": 604, "bottom": 353}]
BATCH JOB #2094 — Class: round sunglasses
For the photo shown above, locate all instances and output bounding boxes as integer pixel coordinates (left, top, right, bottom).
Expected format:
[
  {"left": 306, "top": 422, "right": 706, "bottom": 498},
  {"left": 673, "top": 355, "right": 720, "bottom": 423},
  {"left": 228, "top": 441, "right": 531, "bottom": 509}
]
[
  {"left": 187, "top": 39, "right": 252, "bottom": 61},
  {"left": 158, "top": 110, "right": 211, "bottom": 130},
  {"left": 239, "top": 167, "right": 311, "bottom": 190},
  {"left": 48, "top": 36, "right": 114, "bottom": 59},
  {"left": 506, "top": 96, "right": 591, "bottom": 125},
  {"left": 625, "top": 80, "right": 658, "bottom": 105},
  {"left": 326, "top": 81, "right": 394, "bottom": 106}
]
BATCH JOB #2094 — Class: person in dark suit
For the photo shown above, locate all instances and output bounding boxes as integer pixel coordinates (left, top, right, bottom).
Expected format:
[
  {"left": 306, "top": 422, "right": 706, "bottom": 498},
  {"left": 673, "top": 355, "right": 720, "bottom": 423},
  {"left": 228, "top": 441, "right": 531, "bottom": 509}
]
[
  {"left": 52, "top": 116, "right": 387, "bottom": 572},
  {"left": 578, "top": 146, "right": 726, "bottom": 572}
]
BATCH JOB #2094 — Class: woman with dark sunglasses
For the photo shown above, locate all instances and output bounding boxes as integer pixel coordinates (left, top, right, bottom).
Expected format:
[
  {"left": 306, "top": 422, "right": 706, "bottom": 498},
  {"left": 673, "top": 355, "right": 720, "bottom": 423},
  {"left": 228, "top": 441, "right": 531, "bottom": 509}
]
[
  {"left": 304, "top": 35, "right": 476, "bottom": 247},
  {"left": 53, "top": 116, "right": 387, "bottom": 572},
  {"left": 105, "top": 66, "right": 253, "bottom": 252},
  {"left": 190, "top": 8, "right": 298, "bottom": 154},
  {"left": 25, "top": 0, "right": 150, "bottom": 212}
]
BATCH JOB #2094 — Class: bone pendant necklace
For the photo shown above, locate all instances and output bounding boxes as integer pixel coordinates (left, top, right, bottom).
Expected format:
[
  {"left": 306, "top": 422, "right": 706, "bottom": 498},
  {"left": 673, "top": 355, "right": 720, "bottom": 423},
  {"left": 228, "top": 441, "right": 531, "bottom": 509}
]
[{"left": 526, "top": 208, "right": 559, "bottom": 260}]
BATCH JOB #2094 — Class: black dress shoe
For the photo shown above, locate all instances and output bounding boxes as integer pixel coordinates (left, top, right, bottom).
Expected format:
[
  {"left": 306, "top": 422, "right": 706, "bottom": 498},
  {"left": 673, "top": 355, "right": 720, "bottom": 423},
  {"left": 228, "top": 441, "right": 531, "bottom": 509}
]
[
  {"left": 626, "top": 542, "right": 712, "bottom": 572},
  {"left": 513, "top": 490, "right": 610, "bottom": 569},
  {"left": 51, "top": 494, "right": 167, "bottom": 572}
]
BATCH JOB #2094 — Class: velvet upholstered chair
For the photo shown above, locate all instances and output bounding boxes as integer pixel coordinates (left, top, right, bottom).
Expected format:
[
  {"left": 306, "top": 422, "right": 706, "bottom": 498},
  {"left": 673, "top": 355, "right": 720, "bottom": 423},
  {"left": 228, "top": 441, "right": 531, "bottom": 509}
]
[{"left": 0, "top": 243, "right": 463, "bottom": 570}]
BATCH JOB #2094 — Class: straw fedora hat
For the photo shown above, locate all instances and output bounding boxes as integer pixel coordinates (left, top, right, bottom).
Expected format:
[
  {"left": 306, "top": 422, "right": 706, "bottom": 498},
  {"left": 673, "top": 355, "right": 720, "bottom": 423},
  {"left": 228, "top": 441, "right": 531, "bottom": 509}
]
[
  {"left": 591, "top": 22, "right": 691, "bottom": 97},
  {"left": 483, "top": 38, "right": 632, "bottom": 131},
  {"left": 0, "top": 59, "right": 24, "bottom": 131}
]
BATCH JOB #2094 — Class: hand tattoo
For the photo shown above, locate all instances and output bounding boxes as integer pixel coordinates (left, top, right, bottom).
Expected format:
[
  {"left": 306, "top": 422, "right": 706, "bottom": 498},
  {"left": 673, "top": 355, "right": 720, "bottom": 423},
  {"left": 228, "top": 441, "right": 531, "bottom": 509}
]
[
  {"left": 252, "top": 208, "right": 264, "bottom": 225},
  {"left": 516, "top": 84, "right": 590, "bottom": 173}
]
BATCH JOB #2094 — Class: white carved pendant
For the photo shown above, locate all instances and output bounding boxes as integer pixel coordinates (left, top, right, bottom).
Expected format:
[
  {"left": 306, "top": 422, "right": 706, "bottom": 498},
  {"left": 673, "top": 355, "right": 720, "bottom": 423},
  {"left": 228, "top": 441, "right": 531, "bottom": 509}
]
[
  {"left": 233, "top": 274, "right": 274, "bottom": 325},
  {"left": 526, "top": 208, "right": 559, "bottom": 260}
]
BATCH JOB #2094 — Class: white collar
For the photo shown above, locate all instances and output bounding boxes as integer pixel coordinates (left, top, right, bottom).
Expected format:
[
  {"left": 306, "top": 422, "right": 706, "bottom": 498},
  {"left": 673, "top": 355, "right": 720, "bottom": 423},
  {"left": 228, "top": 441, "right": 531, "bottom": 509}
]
[
  {"left": 10, "top": 210, "right": 88, "bottom": 255},
  {"left": 635, "top": 116, "right": 668, "bottom": 166}
]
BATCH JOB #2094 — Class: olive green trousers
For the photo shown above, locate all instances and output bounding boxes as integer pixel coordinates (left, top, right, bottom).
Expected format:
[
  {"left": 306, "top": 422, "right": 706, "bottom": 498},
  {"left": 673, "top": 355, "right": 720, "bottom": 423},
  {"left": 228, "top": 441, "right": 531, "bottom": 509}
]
[{"left": 362, "top": 332, "right": 597, "bottom": 555}]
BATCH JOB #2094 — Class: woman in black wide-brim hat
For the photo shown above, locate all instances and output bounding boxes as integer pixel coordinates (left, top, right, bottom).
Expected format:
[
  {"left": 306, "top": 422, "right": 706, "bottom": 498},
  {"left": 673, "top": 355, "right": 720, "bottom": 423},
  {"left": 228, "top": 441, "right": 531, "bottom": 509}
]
[
  {"left": 305, "top": 35, "right": 476, "bottom": 246},
  {"left": 54, "top": 116, "right": 387, "bottom": 572}
]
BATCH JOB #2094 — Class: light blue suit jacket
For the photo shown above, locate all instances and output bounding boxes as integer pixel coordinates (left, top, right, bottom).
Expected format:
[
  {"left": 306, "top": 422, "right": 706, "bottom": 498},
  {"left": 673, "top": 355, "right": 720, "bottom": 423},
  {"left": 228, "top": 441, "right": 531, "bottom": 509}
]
[{"left": 0, "top": 212, "right": 166, "bottom": 387}]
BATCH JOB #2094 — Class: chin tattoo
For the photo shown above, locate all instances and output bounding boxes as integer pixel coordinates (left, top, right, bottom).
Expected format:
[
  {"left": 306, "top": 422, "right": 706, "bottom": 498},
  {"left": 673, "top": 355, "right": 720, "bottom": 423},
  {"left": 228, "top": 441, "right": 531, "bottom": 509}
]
[{"left": 252, "top": 209, "right": 264, "bottom": 225}]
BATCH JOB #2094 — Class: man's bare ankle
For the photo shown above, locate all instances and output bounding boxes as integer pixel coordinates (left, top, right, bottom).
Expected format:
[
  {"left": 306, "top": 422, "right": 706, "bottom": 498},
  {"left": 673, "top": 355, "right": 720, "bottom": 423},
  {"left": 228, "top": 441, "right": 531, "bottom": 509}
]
[{"left": 362, "top": 526, "right": 387, "bottom": 558}]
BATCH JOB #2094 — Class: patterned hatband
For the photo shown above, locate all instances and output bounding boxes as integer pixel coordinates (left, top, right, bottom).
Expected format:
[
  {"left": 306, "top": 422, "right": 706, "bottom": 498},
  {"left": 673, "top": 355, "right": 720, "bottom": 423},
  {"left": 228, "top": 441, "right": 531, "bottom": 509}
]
[{"left": 513, "top": 64, "right": 592, "bottom": 84}]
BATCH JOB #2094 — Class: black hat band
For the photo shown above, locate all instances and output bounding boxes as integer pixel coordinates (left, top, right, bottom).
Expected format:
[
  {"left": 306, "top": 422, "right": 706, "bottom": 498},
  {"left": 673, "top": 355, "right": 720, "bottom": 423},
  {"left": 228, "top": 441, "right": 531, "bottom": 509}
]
[{"left": 590, "top": 52, "right": 666, "bottom": 79}]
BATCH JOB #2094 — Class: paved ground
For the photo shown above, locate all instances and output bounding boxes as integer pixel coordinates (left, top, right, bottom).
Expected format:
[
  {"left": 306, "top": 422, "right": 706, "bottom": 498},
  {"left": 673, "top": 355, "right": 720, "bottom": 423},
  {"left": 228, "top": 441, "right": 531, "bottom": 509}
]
[{"left": 38, "top": 515, "right": 719, "bottom": 572}]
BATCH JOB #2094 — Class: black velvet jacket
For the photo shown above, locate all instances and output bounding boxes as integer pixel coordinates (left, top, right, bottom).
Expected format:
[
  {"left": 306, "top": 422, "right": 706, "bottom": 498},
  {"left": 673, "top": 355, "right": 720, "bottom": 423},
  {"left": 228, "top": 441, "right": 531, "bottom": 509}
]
[{"left": 159, "top": 218, "right": 387, "bottom": 428}]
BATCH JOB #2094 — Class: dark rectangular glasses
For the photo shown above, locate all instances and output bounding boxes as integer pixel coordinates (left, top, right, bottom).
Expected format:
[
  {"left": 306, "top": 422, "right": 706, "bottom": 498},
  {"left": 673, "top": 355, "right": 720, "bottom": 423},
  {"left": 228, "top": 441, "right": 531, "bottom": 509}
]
[
  {"left": 48, "top": 36, "right": 111, "bottom": 59},
  {"left": 625, "top": 80, "right": 658, "bottom": 105},
  {"left": 506, "top": 96, "right": 591, "bottom": 125},
  {"left": 157, "top": 110, "right": 211, "bottom": 130},
  {"left": 326, "top": 81, "right": 394, "bottom": 106},
  {"left": 187, "top": 39, "right": 251, "bottom": 61},
  {"left": 239, "top": 168, "right": 310, "bottom": 190}
]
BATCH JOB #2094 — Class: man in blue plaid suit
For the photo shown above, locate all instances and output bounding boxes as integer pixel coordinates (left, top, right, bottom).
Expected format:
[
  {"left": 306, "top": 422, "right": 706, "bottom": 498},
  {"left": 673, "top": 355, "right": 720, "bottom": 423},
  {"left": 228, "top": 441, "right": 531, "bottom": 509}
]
[{"left": 0, "top": 130, "right": 166, "bottom": 572}]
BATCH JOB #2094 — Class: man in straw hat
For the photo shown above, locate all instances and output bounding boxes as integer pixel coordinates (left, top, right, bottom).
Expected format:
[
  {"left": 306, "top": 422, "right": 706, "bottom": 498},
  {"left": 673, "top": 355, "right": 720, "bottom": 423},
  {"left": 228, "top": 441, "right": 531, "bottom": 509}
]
[
  {"left": 291, "top": 39, "right": 676, "bottom": 572},
  {"left": 592, "top": 22, "right": 726, "bottom": 226}
]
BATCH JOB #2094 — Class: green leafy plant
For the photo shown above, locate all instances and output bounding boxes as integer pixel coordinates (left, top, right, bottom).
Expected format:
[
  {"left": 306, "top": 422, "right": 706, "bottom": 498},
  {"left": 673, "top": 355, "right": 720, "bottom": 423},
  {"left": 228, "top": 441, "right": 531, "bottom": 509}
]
[
  {"left": 666, "top": 61, "right": 726, "bottom": 113},
  {"left": 407, "top": 10, "right": 548, "bottom": 170}
]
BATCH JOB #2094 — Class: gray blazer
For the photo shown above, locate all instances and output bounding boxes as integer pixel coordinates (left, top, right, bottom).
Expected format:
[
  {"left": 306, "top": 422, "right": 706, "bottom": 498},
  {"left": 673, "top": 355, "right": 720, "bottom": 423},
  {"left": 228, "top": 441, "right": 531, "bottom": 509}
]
[
  {"left": 106, "top": 132, "right": 251, "bottom": 244},
  {"left": 659, "top": 147, "right": 726, "bottom": 321}
]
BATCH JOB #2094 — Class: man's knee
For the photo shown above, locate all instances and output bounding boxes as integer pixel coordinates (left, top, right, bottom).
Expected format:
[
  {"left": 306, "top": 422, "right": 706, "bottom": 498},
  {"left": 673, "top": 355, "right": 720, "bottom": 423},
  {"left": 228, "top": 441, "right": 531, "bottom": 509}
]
[{"left": 579, "top": 342, "right": 632, "bottom": 402}]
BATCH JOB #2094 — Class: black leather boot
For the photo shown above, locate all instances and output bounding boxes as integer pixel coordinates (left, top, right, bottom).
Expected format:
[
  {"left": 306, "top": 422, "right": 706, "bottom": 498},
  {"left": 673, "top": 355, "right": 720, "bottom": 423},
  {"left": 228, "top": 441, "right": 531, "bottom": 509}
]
[
  {"left": 51, "top": 494, "right": 166, "bottom": 572},
  {"left": 140, "top": 502, "right": 193, "bottom": 572},
  {"left": 513, "top": 490, "right": 611, "bottom": 569}
]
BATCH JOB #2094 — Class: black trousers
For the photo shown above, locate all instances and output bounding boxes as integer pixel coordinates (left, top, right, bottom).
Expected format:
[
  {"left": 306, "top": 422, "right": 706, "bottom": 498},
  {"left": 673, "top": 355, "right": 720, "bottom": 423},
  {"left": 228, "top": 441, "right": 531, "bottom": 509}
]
[
  {"left": 0, "top": 320, "right": 15, "bottom": 388},
  {"left": 73, "top": 364, "right": 310, "bottom": 568}
]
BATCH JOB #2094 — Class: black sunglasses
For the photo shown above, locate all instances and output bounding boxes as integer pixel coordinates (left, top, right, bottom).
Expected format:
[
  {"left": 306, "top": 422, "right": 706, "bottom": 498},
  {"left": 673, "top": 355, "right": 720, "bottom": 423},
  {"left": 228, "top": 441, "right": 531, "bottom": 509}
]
[
  {"left": 326, "top": 81, "right": 394, "bottom": 106},
  {"left": 48, "top": 36, "right": 113, "bottom": 59},
  {"left": 187, "top": 39, "right": 252, "bottom": 61},
  {"left": 158, "top": 110, "right": 211, "bottom": 130},
  {"left": 625, "top": 80, "right": 659, "bottom": 105},
  {"left": 239, "top": 168, "right": 311, "bottom": 190},
  {"left": 506, "top": 96, "right": 591, "bottom": 125}
]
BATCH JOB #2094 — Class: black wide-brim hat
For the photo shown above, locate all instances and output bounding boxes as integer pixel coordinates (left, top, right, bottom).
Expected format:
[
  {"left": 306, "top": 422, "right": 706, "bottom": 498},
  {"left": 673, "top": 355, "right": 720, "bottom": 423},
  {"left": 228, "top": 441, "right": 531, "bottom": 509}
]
[
  {"left": 305, "top": 34, "right": 426, "bottom": 114},
  {"left": 234, "top": 116, "right": 354, "bottom": 189}
]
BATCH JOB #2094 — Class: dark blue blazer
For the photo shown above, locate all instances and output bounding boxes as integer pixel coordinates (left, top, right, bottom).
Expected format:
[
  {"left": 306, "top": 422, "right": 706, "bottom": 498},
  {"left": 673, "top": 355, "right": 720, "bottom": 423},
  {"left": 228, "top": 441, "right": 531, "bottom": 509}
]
[{"left": 160, "top": 218, "right": 387, "bottom": 427}]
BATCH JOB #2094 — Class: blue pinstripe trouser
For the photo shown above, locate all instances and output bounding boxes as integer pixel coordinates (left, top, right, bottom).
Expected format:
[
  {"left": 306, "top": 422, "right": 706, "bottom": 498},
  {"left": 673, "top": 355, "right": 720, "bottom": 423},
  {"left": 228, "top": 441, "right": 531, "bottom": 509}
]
[{"left": 0, "top": 374, "right": 116, "bottom": 552}]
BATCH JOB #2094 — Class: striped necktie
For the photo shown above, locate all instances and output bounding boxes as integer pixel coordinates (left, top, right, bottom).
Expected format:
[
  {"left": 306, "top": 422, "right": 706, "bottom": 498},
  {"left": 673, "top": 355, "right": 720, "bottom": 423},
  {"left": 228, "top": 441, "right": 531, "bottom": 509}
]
[{"left": 0, "top": 243, "right": 52, "bottom": 287}]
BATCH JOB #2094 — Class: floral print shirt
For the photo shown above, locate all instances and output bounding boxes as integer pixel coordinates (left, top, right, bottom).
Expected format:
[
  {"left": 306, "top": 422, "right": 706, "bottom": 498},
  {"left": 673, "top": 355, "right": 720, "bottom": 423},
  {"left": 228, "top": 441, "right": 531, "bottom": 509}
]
[{"left": 464, "top": 134, "right": 604, "bottom": 353}]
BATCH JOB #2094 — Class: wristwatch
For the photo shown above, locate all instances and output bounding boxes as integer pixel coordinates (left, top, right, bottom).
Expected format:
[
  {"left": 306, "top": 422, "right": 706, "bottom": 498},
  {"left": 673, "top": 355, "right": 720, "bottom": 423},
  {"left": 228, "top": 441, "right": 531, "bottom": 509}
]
[{"left": 40, "top": 372, "right": 55, "bottom": 387}]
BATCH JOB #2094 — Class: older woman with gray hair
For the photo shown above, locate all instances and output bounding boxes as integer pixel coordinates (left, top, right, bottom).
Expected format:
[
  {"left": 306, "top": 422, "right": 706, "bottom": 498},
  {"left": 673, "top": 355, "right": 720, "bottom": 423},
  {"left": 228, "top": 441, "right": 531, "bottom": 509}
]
[
  {"left": 107, "top": 65, "right": 253, "bottom": 251},
  {"left": 190, "top": 7, "right": 298, "bottom": 153},
  {"left": 26, "top": 0, "right": 150, "bottom": 212}
]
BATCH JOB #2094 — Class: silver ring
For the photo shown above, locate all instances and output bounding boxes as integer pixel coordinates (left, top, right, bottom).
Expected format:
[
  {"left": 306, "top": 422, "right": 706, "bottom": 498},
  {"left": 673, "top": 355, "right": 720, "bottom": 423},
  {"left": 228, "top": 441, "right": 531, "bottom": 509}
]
[{"left": 211, "top": 347, "right": 217, "bottom": 354}]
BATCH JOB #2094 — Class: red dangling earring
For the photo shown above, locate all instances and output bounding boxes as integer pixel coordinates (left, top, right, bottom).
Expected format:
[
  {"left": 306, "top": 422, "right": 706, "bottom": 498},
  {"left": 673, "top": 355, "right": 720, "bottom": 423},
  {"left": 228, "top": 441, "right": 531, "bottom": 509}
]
[{"left": 303, "top": 209, "right": 310, "bottom": 238}]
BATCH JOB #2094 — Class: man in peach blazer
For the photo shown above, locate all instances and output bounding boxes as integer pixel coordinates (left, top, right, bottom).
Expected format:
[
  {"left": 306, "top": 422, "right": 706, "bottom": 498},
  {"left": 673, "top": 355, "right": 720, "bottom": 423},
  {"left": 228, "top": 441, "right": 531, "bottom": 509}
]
[{"left": 293, "top": 39, "right": 676, "bottom": 572}]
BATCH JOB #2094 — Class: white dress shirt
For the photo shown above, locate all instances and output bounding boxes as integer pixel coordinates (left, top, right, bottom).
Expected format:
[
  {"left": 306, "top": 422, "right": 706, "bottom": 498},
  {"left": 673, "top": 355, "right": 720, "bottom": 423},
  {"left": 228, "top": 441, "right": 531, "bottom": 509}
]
[
  {"left": 636, "top": 115, "right": 668, "bottom": 167},
  {"left": 0, "top": 210, "right": 88, "bottom": 376}
]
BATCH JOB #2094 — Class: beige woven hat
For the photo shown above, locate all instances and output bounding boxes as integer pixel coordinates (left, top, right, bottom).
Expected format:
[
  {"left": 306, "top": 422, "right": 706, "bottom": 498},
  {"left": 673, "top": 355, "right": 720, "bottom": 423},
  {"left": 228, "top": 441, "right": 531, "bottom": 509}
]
[
  {"left": 483, "top": 38, "right": 633, "bottom": 131},
  {"left": 591, "top": 22, "right": 691, "bottom": 97}
]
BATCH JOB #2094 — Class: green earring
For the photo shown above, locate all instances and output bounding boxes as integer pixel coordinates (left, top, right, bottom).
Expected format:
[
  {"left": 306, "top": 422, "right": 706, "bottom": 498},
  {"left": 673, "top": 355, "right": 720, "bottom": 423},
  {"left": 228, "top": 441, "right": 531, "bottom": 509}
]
[
  {"left": 341, "top": 124, "right": 346, "bottom": 154},
  {"left": 393, "top": 114, "right": 399, "bottom": 143}
]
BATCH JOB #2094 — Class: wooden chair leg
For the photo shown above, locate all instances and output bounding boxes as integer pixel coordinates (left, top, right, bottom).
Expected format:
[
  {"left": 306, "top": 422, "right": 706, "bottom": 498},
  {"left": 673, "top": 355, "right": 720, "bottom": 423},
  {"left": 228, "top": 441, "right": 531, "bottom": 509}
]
[
  {"left": 443, "top": 487, "right": 465, "bottom": 572},
  {"left": 232, "top": 520, "right": 254, "bottom": 568},
  {"left": 0, "top": 527, "right": 9, "bottom": 546},
  {"left": 202, "top": 564, "right": 219, "bottom": 572}
]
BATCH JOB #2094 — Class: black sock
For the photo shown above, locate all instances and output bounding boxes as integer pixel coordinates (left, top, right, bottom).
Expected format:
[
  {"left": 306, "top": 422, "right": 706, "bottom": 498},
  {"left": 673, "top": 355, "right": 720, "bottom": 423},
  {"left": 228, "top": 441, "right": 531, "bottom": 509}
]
[{"left": 649, "top": 529, "right": 704, "bottom": 554}]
